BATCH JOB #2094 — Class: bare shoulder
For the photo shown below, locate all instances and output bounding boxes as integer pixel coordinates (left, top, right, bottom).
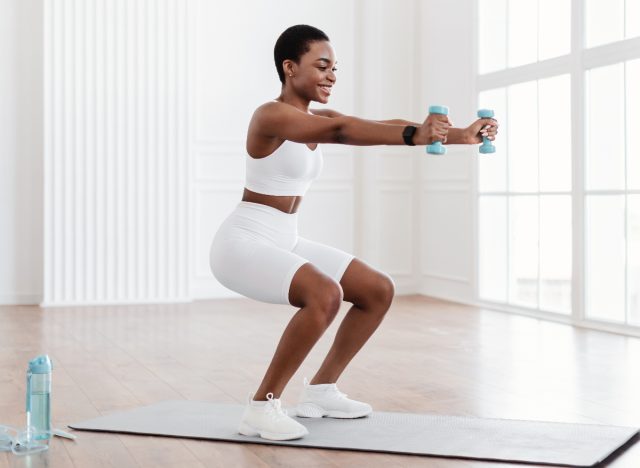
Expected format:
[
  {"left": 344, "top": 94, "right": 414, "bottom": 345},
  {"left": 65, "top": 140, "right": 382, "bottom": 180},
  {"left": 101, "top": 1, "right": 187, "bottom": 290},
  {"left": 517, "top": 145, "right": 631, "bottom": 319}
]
[
  {"left": 255, "top": 99, "right": 305, "bottom": 114},
  {"left": 248, "top": 100, "right": 342, "bottom": 146},
  {"left": 251, "top": 100, "right": 301, "bottom": 126},
  {"left": 309, "top": 108, "right": 345, "bottom": 118}
]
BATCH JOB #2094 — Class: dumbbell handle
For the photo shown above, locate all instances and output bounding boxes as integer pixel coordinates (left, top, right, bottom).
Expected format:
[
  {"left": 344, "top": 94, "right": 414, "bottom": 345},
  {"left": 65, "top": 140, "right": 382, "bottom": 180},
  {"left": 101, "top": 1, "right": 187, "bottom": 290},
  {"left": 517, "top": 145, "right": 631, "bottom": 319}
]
[
  {"left": 477, "top": 109, "right": 495, "bottom": 154},
  {"left": 426, "top": 105, "right": 449, "bottom": 155}
]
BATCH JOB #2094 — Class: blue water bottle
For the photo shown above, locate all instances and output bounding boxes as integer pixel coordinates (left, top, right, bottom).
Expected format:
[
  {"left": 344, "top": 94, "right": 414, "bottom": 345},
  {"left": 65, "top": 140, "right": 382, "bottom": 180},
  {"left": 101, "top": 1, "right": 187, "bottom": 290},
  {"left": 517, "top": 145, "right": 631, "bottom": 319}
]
[{"left": 27, "top": 355, "right": 52, "bottom": 440}]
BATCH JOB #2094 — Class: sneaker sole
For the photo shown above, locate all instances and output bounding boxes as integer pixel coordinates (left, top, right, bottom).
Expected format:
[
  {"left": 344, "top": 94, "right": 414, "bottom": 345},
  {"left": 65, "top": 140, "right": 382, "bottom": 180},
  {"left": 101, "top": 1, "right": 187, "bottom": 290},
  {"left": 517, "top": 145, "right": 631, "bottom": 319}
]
[
  {"left": 238, "top": 422, "right": 308, "bottom": 441},
  {"left": 295, "top": 402, "right": 372, "bottom": 419}
]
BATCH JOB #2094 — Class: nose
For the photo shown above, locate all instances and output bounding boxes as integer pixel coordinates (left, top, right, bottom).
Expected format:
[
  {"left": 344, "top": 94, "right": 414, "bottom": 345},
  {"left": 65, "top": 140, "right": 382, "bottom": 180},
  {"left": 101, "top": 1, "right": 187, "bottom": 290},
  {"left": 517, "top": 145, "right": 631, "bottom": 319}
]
[{"left": 328, "top": 70, "right": 336, "bottom": 83}]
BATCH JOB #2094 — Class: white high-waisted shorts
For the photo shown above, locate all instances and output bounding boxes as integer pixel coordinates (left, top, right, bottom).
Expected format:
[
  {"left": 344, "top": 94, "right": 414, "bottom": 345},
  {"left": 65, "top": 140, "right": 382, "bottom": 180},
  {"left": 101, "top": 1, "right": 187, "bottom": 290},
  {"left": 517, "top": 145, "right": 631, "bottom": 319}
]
[{"left": 210, "top": 201, "right": 355, "bottom": 305}]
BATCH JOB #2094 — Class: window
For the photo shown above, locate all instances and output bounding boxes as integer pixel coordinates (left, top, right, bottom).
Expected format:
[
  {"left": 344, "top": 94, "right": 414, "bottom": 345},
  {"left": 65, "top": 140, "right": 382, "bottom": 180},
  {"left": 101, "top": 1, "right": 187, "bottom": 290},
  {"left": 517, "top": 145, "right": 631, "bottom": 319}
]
[
  {"left": 478, "top": 0, "right": 570, "bottom": 74},
  {"left": 478, "top": 76, "right": 572, "bottom": 315},
  {"left": 477, "top": 1, "right": 640, "bottom": 330},
  {"left": 585, "top": 59, "right": 640, "bottom": 324},
  {"left": 586, "top": 0, "right": 640, "bottom": 48}
]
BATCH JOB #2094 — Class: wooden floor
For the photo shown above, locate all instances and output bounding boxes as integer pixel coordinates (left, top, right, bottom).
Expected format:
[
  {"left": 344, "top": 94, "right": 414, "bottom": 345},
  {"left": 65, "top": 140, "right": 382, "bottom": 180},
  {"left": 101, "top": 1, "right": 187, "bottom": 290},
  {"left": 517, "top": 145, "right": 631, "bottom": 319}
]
[{"left": 1, "top": 295, "right": 639, "bottom": 467}]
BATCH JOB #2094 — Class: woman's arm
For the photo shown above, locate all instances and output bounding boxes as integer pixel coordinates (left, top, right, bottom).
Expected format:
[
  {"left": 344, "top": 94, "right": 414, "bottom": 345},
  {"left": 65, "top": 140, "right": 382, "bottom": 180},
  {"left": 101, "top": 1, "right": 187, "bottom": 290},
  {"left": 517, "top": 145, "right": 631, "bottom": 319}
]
[
  {"left": 310, "top": 108, "right": 492, "bottom": 145},
  {"left": 254, "top": 102, "right": 449, "bottom": 146},
  {"left": 312, "top": 109, "right": 418, "bottom": 126}
]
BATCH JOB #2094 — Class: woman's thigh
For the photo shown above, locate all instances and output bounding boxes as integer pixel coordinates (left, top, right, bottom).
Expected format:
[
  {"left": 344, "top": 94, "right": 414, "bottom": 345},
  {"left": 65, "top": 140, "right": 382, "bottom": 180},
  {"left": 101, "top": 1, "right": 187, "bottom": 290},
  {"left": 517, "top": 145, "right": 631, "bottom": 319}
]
[
  {"left": 292, "top": 237, "right": 355, "bottom": 283},
  {"left": 211, "top": 237, "right": 308, "bottom": 305}
]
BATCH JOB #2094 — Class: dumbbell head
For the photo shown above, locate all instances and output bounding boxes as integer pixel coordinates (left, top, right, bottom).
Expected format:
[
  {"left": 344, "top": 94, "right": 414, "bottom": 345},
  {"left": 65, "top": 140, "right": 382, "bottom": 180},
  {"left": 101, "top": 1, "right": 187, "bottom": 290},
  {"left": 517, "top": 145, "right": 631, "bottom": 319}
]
[
  {"left": 477, "top": 108, "right": 494, "bottom": 119},
  {"left": 429, "top": 105, "right": 449, "bottom": 116}
]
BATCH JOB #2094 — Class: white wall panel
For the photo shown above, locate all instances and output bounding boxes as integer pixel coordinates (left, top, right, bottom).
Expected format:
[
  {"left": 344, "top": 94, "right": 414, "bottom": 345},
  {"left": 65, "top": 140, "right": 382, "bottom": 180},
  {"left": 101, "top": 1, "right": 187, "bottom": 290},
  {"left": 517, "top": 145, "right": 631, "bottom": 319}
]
[
  {"left": 191, "top": 188, "right": 241, "bottom": 299},
  {"left": 378, "top": 152, "right": 415, "bottom": 181},
  {"left": 43, "top": 0, "right": 189, "bottom": 305},
  {"left": 194, "top": 142, "right": 245, "bottom": 183},
  {"left": 354, "top": 0, "right": 420, "bottom": 293},
  {"left": 418, "top": 0, "right": 476, "bottom": 302},
  {"left": 0, "top": 0, "right": 43, "bottom": 305},
  {"left": 421, "top": 189, "right": 472, "bottom": 284},
  {"left": 379, "top": 188, "right": 414, "bottom": 275}
]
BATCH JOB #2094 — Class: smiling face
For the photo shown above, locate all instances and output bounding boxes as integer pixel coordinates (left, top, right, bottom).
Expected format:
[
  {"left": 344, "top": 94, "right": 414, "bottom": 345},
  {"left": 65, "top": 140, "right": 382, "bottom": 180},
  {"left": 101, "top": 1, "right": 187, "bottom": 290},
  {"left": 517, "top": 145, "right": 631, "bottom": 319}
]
[{"left": 282, "top": 41, "right": 337, "bottom": 104}]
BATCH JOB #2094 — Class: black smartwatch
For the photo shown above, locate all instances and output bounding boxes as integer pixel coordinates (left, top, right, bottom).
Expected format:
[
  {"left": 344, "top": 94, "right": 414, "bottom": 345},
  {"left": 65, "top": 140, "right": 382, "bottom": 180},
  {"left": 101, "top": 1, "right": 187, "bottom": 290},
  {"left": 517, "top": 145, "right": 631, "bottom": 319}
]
[{"left": 402, "top": 125, "right": 417, "bottom": 146}]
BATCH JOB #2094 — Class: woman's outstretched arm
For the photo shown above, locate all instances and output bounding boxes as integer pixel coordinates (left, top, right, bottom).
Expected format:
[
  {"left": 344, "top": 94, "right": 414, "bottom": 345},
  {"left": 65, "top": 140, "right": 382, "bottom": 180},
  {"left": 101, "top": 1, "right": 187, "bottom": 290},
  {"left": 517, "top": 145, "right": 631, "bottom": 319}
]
[
  {"left": 310, "top": 109, "right": 497, "bottom": 145},
  {"left": 252, "top": 101, "right": 449, "bottom": 146}
]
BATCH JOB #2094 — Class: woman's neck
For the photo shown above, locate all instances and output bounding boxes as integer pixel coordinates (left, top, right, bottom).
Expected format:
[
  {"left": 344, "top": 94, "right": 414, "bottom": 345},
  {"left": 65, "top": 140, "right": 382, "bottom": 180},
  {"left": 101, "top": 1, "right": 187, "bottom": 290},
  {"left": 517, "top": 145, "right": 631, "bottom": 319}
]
[{"left": 277, "top": 88, "right": 310, "bottom": 113}]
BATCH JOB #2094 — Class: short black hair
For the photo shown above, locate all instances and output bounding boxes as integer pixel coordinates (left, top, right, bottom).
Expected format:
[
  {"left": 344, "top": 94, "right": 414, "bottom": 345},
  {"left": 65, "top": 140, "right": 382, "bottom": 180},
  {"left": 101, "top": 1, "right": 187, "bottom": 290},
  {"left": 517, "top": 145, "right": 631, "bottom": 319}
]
[{"left": 274, "top": 25, "right": 330, "bottom": 84}]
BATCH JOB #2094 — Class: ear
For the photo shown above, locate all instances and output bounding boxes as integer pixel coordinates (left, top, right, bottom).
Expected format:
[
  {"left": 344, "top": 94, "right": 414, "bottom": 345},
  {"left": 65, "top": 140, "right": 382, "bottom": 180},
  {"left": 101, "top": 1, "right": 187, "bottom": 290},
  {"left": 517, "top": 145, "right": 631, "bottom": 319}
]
[{"left": 282, "top": 59, "right": 296, "bottom": 77}]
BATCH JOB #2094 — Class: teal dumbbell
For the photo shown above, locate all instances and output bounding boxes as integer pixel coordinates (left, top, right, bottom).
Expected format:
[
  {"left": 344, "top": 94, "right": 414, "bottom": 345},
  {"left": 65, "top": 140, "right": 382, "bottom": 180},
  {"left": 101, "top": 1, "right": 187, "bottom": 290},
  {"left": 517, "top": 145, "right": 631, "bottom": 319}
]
[
  {"left": 425, "top": 105, "right": 449, "bottom": 155},
  {"left": 477, "top": 109, "right": 495, "bottom": 154}
]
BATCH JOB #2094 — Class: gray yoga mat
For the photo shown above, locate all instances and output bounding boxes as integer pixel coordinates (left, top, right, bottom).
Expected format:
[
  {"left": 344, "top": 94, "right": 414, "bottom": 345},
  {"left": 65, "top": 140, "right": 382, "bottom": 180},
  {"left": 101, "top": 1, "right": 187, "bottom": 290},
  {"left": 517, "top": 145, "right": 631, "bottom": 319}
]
[{"left": 69, "top": 400, "right": 639, "bottom": 467}]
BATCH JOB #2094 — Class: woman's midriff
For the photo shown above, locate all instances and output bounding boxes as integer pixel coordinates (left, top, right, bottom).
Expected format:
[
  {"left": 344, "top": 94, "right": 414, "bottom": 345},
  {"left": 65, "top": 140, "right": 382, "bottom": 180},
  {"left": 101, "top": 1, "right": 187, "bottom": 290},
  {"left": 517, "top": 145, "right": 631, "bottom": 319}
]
[{"left": 242, "top": 188, "right": 303, "bottom": 214}]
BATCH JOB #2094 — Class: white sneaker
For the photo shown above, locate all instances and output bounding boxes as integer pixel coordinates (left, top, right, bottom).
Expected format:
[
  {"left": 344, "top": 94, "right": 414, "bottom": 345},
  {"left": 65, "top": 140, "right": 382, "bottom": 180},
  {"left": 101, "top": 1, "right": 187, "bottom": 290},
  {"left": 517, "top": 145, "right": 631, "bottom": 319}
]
[
  {"left": 295, "top": 377, "right": 373, "bottom": 419},
  {"left": 238, "top": 392, "right": 309, "bottom": 441}
]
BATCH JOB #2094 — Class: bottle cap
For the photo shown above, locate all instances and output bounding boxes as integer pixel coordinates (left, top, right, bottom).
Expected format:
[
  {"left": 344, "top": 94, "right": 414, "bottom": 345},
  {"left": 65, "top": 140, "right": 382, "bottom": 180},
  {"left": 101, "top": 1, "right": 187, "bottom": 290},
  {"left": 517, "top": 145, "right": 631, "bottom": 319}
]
[{"left": 28, "top": 355, "right": 52, "bottom": 374}]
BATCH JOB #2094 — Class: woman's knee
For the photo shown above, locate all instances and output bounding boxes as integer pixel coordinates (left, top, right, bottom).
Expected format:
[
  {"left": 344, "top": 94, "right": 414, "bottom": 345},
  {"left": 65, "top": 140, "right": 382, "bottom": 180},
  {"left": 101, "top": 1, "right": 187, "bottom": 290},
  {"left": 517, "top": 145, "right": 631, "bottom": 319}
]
[
  {"left": 289, "top": 264, "right": 344, "bottom": 317},
  {"left": 302, "top": 281, "right": 343, "bottom": 327},
  {"left": 311, "top": 279, "right": 343, "bottom": 319},
  {"left": 363, "top": 273, "right": 395, "bottom": 310},
  {"left": 381, "top": 274, "right": 396, "bottom": 307}
]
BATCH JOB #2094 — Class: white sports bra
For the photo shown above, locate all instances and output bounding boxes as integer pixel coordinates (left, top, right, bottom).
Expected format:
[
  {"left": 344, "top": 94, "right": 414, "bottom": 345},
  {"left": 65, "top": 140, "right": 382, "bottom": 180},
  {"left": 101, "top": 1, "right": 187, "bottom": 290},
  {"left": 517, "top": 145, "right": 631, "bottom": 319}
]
[
  {"left": 245, "top": 103, "right": 324, "bottom": 196},
  {"left": 245, "top": 140, "right": 323, "bottom": 196}
]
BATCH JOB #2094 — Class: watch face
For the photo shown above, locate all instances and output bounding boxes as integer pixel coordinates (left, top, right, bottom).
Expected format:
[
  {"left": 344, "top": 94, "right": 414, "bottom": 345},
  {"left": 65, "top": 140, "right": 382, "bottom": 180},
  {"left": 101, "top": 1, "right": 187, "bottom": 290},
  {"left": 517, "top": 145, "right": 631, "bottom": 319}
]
[
  {"left": 403, "top": 126, "right": 416, "bottom": 137},
  {"left": 403, "top": 125, "right": 417, "bottom": 145}
]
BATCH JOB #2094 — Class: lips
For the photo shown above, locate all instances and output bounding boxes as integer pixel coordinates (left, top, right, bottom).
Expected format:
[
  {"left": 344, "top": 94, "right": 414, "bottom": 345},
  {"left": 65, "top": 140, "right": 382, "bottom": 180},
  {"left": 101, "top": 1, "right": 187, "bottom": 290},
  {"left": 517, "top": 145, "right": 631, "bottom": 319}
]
[{"left": 319, "top": 85, "right": 332, "bottom": 95}]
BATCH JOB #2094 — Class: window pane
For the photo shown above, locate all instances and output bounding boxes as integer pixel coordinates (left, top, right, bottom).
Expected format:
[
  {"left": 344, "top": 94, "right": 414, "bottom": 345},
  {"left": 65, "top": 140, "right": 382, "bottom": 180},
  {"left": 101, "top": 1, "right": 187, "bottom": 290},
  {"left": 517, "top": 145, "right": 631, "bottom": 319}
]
[
  {"left": 478, "top": 88, "right": 507, "bottom": 192},
  {"left": 479, "top": 0, "right": 507, "bottom": 74},
  {"left": 509, "top": 196, "right": 539, "bottom": 308},
  {"left": 586, "top": 64, "right": 625, "bottom": 190},
  {"left": 508, "top": 81, "right": 538, "bottom": 192},
  {"left": 539, "top": 74, "right": 571, "bottom": 192},
  {"left": 479, "top": 196, "right": 508, "bottom": 302},
  {"left": 586, "top": 196, "right": 626, "bottom": 322},
  {"left": 540, "top": 196, "right": 572, "bottom": 314},
  {"left": 628, "top": 59, "right": 640, "bottom": 190},
  {"left": 508, "top": 0, "right": 538, "bottom": 67},
  {"left": 629, "top": 195, "right": 640, "bottom": 325},
  {"left": 586, "top": 0, "right": 624, "bottom": 47},
  {"left": 538, "top": 0, "right": 570, "bottom": 60},
  {"left": 626, "top": 0, "right": 640, "bottom": 39}
]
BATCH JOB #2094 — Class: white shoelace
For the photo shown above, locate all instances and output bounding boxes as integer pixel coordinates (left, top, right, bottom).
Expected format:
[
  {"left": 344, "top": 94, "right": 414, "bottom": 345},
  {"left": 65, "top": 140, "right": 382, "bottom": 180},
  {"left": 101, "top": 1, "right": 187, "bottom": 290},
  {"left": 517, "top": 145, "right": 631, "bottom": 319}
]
[
  {"left": 331, "top": 390, "right": 348, "bottom": 400},
  {"left": 264, "top": 392, "right": 289, "bottom": 421}
]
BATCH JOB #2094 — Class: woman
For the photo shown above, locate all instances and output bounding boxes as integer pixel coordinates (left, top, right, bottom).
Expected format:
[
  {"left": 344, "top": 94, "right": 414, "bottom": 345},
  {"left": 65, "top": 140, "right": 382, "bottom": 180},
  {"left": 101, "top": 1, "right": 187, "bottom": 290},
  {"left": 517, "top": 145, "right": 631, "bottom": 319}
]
[{"left": 210, "top": 24, "right": 498, "bottom": 441}]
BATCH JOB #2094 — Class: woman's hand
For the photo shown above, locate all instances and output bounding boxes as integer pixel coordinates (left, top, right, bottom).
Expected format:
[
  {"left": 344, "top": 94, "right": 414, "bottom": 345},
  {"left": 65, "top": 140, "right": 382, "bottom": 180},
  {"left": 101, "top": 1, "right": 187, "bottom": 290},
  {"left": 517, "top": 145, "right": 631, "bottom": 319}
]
[
  {"left": 415, "top": 113, "right": 452, "bottom": 145},
  {"left": 463, "top": 118, "right": 499, "bottom": 144}
]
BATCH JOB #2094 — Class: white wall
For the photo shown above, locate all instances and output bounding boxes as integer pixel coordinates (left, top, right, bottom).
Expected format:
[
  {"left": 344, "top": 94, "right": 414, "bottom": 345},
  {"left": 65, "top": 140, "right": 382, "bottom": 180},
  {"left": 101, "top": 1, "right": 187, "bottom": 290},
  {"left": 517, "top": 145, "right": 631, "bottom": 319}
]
[
  {"left": 1, "top": 0, "right": 477, "bottom": 307},
  {"left": 418, "top": 0, "right": 477, "bottom": 304},
  {"left": 0, "top": 0, "right": 43, "bottom": 305}
]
